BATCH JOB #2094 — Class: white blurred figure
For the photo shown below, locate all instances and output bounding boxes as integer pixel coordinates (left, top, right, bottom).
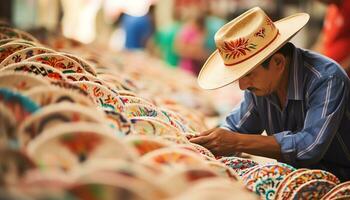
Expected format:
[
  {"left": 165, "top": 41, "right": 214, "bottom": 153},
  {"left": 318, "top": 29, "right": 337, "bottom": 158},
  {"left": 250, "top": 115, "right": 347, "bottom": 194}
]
[{"left": 61, "top": 0, "right": 102, "bottom": 43}]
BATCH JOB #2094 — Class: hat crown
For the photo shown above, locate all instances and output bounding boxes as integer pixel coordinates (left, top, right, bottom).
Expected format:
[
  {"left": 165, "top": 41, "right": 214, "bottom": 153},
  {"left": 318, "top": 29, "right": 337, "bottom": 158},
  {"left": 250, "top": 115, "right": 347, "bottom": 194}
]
[{"left": 215, "top": 7, "right": 279, "bottom": 66}]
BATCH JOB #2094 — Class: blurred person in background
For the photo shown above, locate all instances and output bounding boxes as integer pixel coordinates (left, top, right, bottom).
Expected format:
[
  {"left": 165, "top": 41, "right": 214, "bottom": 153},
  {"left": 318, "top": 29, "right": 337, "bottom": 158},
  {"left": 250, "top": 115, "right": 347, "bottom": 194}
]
[
  {"left": 313, "top": 0, "right": 350, "bottom": 76},
  {"left": 121, "top": 5, "right": 155, "bottom": 50},
  {"left": 149, "top": 5, "right": 182, "bottom": 67},
  {"left": 175, "top": 4, "right": 209, "bottom": 75},
  {"left": 205, "top": 0, "right": 227, "bottom": 53}
]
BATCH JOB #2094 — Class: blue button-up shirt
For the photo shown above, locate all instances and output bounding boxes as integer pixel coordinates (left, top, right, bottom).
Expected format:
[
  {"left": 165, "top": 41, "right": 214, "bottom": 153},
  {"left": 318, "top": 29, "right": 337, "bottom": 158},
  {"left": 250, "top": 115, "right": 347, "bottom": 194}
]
[{"left": 222, "top": 43, "right": 350, "bottom": 180}]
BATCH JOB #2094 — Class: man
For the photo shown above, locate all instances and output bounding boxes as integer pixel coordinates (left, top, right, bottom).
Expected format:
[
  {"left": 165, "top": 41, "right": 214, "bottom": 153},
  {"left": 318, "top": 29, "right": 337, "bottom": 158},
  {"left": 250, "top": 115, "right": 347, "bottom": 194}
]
[{"left": 190, "top": 7, "right": 350, "bottom": 181}]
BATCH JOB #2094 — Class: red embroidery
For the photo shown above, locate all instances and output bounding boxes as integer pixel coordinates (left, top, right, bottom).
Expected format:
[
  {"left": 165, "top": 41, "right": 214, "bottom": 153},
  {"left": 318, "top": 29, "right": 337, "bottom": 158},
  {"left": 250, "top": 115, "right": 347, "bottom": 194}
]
[
  {"left": 254, "top": 27, "right": 266, "bottom": 38},
  {"left": 0, "top": 46, "right": 26, "bottom": 62},
  {"left": 224, "top": 30, "right": 279, "bottom": 66},
  {"left": 266, "top": 18, "right": 274, "bottom": 29},
  {"left": 79, "top": 84, "right": 88, "bottom": 91},
  {"left": 37, "top": 50, "right": 47, "bottom": 54},
  {"left": 60, "top": 132, "right": 101, "bottom": 157},
  {"left": 66, "top": 75, "right": 77, "bottom": 81},
  {"left": 47, "top": 72, "right": 63, "bottom": 80},
  {"left": 35, "top": 56, "right": 82, "bottom": 73},
  {"left": 36, "top": 56, "right": 65, "bottom": 68},
  {"left": 120, "top": 97, "right": 129, "bottom": 104},
  {"left": 104, "top": 94, "right": 117, "bottom": 104},
  {"left": 78, "top": 76, "right": 89, "bottom": 81},
  {"left": 218, "top": 38, "right": 257, "bottom": 59},
  {"left": 93, "top": 86, "right": 103, "bottom": 97},
  {"left": 56, "top": 62, "right": 74, "bottom": 70}
]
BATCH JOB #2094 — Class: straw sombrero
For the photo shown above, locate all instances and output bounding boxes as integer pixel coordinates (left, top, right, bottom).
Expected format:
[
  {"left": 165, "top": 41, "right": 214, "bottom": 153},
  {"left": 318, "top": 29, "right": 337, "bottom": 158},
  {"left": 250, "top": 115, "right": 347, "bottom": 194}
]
[{"left": 198, "top": 7, "right": 309, "bottom": 89}]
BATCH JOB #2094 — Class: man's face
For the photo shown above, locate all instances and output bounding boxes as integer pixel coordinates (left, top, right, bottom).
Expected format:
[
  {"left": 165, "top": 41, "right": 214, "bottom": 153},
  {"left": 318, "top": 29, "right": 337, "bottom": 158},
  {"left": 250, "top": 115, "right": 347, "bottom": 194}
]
[{"left": 238, "top": 57, "right": 282, "bottom": 96}]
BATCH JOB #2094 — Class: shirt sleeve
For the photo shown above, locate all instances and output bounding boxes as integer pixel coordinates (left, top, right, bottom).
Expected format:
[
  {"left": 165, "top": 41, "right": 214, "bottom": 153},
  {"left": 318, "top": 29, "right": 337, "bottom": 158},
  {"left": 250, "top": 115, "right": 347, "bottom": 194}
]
[
  {"left": 274, "top": 76, "right": 349, "bottom": 166},
  {"left": 220, "top": 91, "right": 264, "bottom": 134}
]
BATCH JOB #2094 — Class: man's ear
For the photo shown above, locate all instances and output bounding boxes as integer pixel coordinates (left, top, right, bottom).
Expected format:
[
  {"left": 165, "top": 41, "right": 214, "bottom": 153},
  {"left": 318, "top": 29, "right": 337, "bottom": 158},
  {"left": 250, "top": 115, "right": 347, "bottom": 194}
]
[{"left": 271, "top": 53, "right": 286, "bottom": 71}]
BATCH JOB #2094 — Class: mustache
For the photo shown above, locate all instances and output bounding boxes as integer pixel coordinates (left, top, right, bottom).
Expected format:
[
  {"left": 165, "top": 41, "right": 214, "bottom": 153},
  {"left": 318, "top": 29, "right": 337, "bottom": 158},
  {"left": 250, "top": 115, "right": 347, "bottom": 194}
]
[{"left": 247, "top": 87, "right": 258, "bottom": 92}]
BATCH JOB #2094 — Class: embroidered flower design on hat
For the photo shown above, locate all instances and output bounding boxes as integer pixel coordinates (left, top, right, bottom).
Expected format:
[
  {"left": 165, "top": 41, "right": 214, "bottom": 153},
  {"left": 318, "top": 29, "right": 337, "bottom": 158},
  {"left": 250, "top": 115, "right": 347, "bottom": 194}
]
[
  {"left": 266, "top": 18, "right": 274, "bottom": 29},
  {"left": 218, "top": 38, "right": 257, "bottom": 60},
  {"left": 254, "top": 27, "right": 266, "bottom": 38}
]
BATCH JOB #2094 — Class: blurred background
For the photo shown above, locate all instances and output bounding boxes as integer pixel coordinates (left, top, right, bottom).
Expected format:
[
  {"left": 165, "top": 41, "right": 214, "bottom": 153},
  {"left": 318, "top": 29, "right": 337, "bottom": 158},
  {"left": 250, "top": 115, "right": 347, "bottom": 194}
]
[
  {"left": 1, "top": 2, "right": 349, "bottom": 198},
  {"left": 0, "top": 0, "right": 341, "bottom": 118},
  {"left": 0, "top": 0, "right": 328, "bottom": 48}
]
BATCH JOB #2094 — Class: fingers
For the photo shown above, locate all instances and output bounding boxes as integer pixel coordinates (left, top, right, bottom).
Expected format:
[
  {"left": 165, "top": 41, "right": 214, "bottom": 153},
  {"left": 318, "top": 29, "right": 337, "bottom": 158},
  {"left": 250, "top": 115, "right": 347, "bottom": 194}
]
[
  {"left": 189, "top": 134, "right": 212, "bottom": 145},
  {"left": 189, "top": 127, "right": 221, "bottom": 144},
  {"left": 185, "top": 134, "right": 196, "bottom": 140},
  {"left": 186, "top": 128, "right": 217, "bottom": 141},
  {"left": 199, "top": 127, "right": 218, "bottom": 137}
]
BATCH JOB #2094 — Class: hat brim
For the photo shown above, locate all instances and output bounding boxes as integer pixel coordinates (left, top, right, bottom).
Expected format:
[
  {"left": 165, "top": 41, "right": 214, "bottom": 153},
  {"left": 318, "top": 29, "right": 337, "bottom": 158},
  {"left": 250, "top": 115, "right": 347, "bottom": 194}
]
[{"left": 198, "top": 13, "right": 310, "bottom": 90}]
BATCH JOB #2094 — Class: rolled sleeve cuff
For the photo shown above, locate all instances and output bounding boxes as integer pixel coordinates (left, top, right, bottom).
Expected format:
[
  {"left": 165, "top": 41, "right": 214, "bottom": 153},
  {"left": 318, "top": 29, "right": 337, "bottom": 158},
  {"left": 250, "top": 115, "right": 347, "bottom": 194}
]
[
  {"left": 219, "top": 125, "right": 233, "bottom": 131},
  {"left": 219, "top": 120, "right": 236, "bottom": 132},
  {"left": 274, "top": 131, "right": 297, "bottom": 165}
]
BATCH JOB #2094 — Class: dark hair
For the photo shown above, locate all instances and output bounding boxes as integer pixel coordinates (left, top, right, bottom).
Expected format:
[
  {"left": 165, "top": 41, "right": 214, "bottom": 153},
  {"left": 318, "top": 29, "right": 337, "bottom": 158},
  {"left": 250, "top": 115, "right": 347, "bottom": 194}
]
[{"left": 261, "top": 42, "right": 293, "bottom": 69}]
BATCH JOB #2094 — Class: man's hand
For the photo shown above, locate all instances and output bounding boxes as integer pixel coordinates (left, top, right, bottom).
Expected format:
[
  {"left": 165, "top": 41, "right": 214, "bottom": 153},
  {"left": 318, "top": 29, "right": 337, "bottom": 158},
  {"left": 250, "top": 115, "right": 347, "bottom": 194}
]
[
  {"left": 190, "top": 128, "right": 282, "bottom": 160},
  {"left": 189, "top": 128, "right": 239, "bottom": 156}
]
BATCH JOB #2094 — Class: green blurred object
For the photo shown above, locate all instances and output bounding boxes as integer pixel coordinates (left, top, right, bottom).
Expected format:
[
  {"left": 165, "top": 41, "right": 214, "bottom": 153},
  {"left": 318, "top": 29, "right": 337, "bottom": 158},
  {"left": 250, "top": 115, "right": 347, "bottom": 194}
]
[{"left": 154, "top": 22, "right": 182, "bottom": 67}]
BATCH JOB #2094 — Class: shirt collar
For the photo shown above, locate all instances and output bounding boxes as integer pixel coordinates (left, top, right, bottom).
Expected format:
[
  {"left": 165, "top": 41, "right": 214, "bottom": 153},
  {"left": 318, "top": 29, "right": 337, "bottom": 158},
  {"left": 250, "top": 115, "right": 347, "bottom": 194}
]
[{"left": 264, "top": 43, "right": 303, "bottom": 108}]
